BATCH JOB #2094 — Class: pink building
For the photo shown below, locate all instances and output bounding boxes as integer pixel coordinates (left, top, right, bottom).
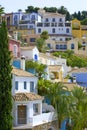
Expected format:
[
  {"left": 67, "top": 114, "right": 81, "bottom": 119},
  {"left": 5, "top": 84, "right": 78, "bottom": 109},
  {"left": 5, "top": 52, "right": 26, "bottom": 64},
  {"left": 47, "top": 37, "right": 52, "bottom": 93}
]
[{"left": 9, "top": 38, "right": 20, "bottom": 58}]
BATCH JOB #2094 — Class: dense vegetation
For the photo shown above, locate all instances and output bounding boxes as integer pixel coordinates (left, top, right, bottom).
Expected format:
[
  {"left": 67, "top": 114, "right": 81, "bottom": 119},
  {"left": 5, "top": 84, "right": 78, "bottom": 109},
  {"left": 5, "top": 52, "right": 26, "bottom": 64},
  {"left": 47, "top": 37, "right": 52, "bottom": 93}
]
[
  {"left": 25, "top": 5, "right": 87, "bottom": 22},
  {"left": 0, "top": 21, "right": 12, "bottom": 130},
  {"left": 25, "top": 60, "right": 47, "bottom": 79},
  {"left": 53, "top": 50, "right": 87, "bottom": 67},
  {"left": 38, "top": 79, "right": 87, "bottom": 130}
]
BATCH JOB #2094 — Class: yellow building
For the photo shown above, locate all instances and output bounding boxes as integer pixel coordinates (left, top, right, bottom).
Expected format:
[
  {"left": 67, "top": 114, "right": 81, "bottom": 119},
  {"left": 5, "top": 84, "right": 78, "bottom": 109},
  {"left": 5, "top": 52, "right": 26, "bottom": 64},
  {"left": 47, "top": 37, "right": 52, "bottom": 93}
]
[{"left": 72, "top": 19, "right": 87, "bottom": 38}]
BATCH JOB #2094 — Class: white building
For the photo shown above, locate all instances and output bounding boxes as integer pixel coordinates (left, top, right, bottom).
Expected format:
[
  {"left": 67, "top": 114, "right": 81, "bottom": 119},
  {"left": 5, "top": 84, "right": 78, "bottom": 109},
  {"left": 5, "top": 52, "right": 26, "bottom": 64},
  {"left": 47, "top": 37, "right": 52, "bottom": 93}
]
[
  {"left": 36, "top": 11, "right": 72, "bottom": 41},
  {"left": 20, "top": 46, "right": 39, "bottom": 61},
  {"left": 12, "top": 57, "right": 55, "bottom": 130}
]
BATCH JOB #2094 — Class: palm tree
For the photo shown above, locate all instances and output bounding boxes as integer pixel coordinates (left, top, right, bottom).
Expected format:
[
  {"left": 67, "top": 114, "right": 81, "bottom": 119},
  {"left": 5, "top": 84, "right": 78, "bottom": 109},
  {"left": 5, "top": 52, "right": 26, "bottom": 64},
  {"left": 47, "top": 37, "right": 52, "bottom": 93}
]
[
  {"left": 46, "top": 82, "right": 69, "bottom": 129},
  {"left": 67, "top": 86, "right": 87, "bottom": 130}
]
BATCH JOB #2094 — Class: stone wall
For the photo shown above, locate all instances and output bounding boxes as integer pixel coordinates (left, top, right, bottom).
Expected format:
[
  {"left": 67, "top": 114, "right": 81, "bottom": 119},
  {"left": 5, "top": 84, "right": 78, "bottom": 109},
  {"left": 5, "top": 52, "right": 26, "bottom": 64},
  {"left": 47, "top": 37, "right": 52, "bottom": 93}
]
[{"left": 14, "top": 120, "right": 58, "bottom": 130}]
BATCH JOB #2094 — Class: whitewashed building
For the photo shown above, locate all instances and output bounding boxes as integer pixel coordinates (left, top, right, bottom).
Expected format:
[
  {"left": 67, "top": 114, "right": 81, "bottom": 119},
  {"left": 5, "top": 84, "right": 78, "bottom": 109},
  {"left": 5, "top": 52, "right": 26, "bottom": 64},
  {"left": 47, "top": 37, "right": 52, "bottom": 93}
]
[
  {"left": 20, "top": 46, "right": 39, "bottom": 61},
  {"left": 12, "top": 57, "right": 55, "bottom": 130},
  {"left": 36, "top": 11, "right": 72, "bottom": 40}
]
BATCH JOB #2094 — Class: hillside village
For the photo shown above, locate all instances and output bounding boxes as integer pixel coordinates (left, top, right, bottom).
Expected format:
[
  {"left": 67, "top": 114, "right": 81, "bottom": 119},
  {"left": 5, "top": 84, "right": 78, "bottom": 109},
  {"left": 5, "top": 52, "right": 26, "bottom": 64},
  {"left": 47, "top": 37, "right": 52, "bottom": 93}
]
[{"left": 0, "top": 7, "right": 87, "bottom": 130}]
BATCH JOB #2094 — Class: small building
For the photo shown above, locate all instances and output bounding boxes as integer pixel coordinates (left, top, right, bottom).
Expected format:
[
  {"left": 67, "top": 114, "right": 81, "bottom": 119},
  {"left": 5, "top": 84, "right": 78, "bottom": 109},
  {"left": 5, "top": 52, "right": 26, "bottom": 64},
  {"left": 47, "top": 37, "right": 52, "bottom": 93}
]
[
  {"left": 20, "top": 46, "right": 39, "bottom": 61},
  {"left": 9, "top": 36, "right": 20, "bottom": 58},
  {"left": 12, "top": 58, "right": 56, "bottom": 130}
]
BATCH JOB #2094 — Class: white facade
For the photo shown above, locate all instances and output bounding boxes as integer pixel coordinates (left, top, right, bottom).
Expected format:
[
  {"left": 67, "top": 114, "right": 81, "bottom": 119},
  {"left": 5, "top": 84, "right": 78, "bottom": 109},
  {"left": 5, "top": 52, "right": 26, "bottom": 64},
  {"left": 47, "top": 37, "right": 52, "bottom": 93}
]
[
  {"left": 35, "top": 12, "right": 72, "bottom": 37},
  {"left": 20, "top": 46, "right": 39, "bottom": 61},
  {"left": 12, "top": 66, "right": 55, "bottom": 129},
  {"left": 12, "top": 75, "right": 38, "bottom": 95}
]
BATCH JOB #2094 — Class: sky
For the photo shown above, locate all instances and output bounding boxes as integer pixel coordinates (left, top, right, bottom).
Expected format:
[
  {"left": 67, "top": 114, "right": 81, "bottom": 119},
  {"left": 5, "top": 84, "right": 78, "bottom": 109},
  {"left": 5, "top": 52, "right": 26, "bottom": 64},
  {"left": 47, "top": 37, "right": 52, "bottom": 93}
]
[{"left": 1, "top": 0, "right": 87, "bottom": 14}]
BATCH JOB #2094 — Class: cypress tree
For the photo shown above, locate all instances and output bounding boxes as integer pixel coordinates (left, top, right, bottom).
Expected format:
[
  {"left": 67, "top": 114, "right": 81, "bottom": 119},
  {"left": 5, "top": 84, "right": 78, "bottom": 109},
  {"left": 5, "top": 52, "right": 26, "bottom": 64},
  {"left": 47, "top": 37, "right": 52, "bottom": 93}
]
[{"left": 0, "top": 21, "right": 12, "bottom": 130}]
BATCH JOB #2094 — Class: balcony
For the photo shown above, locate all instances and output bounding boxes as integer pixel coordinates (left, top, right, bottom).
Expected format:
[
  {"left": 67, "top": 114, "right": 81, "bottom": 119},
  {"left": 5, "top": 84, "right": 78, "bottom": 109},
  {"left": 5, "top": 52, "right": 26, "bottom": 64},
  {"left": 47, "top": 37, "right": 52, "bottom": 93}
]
[
  {"left": 44, "top": 23, "right": 50, "bottom": 27},
  {"left": 37, "top": 23, "right": 43, "bottom": 27}
]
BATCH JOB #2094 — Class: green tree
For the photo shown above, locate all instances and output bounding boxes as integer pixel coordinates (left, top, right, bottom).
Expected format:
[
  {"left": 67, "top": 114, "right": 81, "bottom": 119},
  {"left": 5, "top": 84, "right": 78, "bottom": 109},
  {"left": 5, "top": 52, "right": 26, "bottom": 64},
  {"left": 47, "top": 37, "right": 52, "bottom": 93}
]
[
  {"left": 36, "top": 37, "right": 46, "bottom": 52},
  {"left": 43, "top": 7, "right": 57, "bottom": 13},
  {"left": 40, "top": 31, "right": 49, "bottom": 40},
  {"left": 38, "top": 80, "right": 68, "bottom": 129},
  {"left": 0, "top": 21, "right": 12, "bottom": 130},
  {"left": 57, "top": 6, "right": 67, "bottom": 14},
  {"left": 0, "top": 5, "right": 4, "bottom": 23},
  {"left": 25, "top": 60, "right": 47, "bottom": 79},
  {"left": 66, "top": 11, "right": 71, "bottom": 21},
  {"left": 68, "top": 87, "right": 87, "bottom": 130},
  {"left": 81, "top": 18, "right": 87, "bottom": 25},
  {"left": 36, "top": 31, "right": 49, "bottom": 52},
  {"left": 25, "top": 6, "right": 40, "bottom": 13}
]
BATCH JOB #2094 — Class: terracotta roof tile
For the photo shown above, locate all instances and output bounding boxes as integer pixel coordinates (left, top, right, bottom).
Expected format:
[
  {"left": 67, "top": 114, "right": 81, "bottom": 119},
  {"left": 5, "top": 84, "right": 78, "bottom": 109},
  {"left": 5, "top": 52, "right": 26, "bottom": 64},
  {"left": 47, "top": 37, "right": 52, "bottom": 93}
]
[
  {"left": 20, "top": 46, "right": 36, "bottom": 50},
  {"left": 63, "top": 82, "right": 80, "bottom": 91},
  {"left": 12, "top": 67, "right": 35, "bottom": 77},
  {"left": 48, "top": 65, "right": 62, "bottom": 72},
  {"left": 13, "top": 92, "right": 44, "bottom": 101},
  {"left": 69, "top": 67, "right": 87, "bottom": 73}
]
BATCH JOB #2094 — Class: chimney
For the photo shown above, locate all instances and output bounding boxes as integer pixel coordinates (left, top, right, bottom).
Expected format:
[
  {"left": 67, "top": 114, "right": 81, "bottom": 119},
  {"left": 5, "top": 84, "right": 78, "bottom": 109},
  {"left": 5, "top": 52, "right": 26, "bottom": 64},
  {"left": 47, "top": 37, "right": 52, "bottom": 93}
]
[
  {"left": 73, "top": 76, "right": 76, "bottom": 83},
  {"left": 21, "top": 55, "right": 25, "bottom": 70},
  {"left": 13, "top": 31, "right": 18, "bottom": 40}
]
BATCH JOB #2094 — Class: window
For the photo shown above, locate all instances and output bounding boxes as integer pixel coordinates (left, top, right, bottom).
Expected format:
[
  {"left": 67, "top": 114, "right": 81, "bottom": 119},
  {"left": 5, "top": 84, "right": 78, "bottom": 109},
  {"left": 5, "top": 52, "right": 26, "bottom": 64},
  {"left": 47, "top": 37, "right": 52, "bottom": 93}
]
[
  {"left": 15, "top": 81, "right": 18, "bottom": 90},
  {"left": 52, "top": 18, "right": 55, "bottom": 22},
  {"left": 33, "top": 104, "right": 38, "bottom": 115},
  {"left": 59, "top": 18, "right": 62, "bottom": 22},
  {"left": 56, "top": 45, "right": 60, "bottom": 49},
  {"left": 64, "top": 45, "right": 67, "bottom": 49},
  {"left": 38, "top": 28, "right": 41, "bottom": 33},
  {"left": 52, "top": 28, "right": 55, "bottom": 33},
  {"left": 24, "top": 81, "right": 27, "bottom": 89},
  {"left": 60, "top": 38, "right": 63, "bottom": 41},
  {"left": 13, "top": 45, "right": 17, "bottom": 57},
  {"left": 34, "top": 54, "right": 38, "bottom": 61},
  {"left": 47, "top": 44, "right": 51, "bottom": 49},
  {"left": 31, "top": 15, "right": 35, "bottom": 20},
  {"left": 30, "top": 82, "right": 34, "bottom": 92},
  {"left": 24, "top": 38, "right": 27, "bottom": 43},
  {"left": 66, "top": 28, "right": 69, "bottom": 33},
  {"left": 14, "top": 15, "right": 18, "bottom": 25},
  {"left": 45, "top": 18, "right": 49, "bottom": 22},
  {"left": 60, "top": 45, "right": 63, "bottom": 49},
  {"left": 30, "top": 38, "right": 36, "bottom": 42},
  {"left": 71, "top": 44, "right": 74, "bottom": 49}
]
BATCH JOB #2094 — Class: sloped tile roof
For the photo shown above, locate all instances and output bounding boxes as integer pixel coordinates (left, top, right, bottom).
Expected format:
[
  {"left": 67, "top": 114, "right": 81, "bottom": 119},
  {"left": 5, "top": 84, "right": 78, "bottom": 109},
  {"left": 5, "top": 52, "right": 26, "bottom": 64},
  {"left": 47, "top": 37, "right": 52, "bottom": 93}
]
[
  {"left": 43, "top": 12, "right": 64, "bottom": 17},
  {"left": 69, "top": 67, "right": 87, "bottom": 73},
  {"left": 13, "top": 92, "right": 44, "bottom": 101},
  {"left": 63, "top": 82, "right": 80, "bottom": 91},
  {"left": 12, "top": 67, "right": 35, "bottom": 77},
  {"left": 48, "top": 65, "right": 62, "bottom": 72},
  {"left": 20, "top": 46, "right": 36, "bottom": 50}
]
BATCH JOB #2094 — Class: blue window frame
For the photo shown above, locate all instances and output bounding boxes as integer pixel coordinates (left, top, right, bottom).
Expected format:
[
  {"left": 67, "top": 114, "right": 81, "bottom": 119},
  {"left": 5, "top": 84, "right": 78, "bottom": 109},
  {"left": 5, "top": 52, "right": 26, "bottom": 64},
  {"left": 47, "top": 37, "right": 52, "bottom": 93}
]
[
  {"left": 64, "top": 45, "right": 67, "bottom": 49},
  {"left": 52, "top": 28, "right": 55, "bottom": 33},
  {"left": 71, "top": 44, "right": 75, "bottom": 49},
  {"left": 24, "top": 81, "right": 27, "bottom": 89},
  {"left": 34, "top": 54, "right": 38, "bottom": 61},
  {"left": 15, "top": 81, "right": 18, "bottom": 90},
  {"left": 66, "top": 28, "right": 69, "bottom": 33},
  {"left": 30, "top": 38, "right": 36, "bottom": 42},
  {"left": 56, "top": 45, "right": 60, "bottom": 49},
  {"left": 38, "top": 28, "right": 41, "bottom": 33},
  {"left": 30, "top": 82, "right": 34, "bottom": 92}
]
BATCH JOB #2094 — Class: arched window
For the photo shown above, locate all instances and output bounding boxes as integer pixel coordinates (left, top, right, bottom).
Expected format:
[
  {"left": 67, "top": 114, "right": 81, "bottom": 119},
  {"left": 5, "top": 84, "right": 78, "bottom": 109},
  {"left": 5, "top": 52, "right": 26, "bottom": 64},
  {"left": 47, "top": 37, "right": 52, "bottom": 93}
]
[
  {"left": 34, "top": 54, "right": 38, "bottom": 61},
  {"left": 13, "top": 45, "right": 18, "bottom": 57}
]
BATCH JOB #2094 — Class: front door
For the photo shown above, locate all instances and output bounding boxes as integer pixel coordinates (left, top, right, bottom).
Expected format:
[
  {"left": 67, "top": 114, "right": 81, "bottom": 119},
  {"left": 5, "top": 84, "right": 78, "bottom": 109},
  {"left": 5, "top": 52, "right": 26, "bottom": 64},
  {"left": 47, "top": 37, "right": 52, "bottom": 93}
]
[{"left": 18, "top": 105, "right": 27, "bottom": 124}]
